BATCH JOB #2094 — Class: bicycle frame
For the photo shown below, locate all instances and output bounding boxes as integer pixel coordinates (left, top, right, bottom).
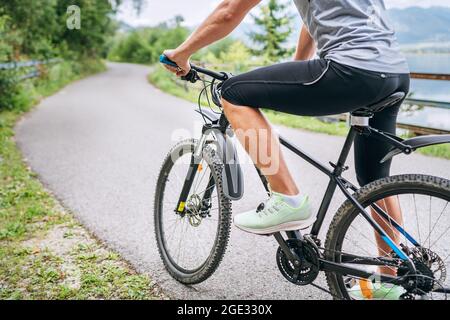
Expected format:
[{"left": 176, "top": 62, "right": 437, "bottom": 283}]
[
  {"left": 188, "top": 112, "right": 420, "bottom": 277},
  {"left": 275, "top": 124, "right": 420, "bottom": 279},
  {"left": 175, "top": 113, "right": 420, "bottom": 286},
  {"left": 161, "top": 56, "right": 450, "bottom": 294},
  {"left": 162, "top": 57, "right": 450, "bottom": 284}
]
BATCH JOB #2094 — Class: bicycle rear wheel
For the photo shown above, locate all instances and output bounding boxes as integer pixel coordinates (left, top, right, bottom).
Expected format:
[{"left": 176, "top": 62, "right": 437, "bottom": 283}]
[
  {"left": 325, "top": 174, "right": 450, "bottom": 300},
  {"left": 154, "top": 139, "right": 232, "bottom": 284}
]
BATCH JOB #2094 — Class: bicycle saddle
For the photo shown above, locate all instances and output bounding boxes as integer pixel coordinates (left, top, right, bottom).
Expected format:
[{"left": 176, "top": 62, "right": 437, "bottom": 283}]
[{"left": 352, "top": 92, "right": 406, "bottom": 117}]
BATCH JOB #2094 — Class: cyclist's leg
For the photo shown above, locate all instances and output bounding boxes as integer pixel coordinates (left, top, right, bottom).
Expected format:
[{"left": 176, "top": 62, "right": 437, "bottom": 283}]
[
  {"left": 354, "top": 75, "right": 410, "bottom": 275},
  {"left": 222, "top": 60, "right": 392, "bottom": 194},
  {"left": 221, "top": 59, "right": 392, "bottom": 233},
  {"left": 222, "top": 102, "right": 299, "bottom": 195},
  {"left": 221, "top": 59, "right": 343, "bottom": 196}
]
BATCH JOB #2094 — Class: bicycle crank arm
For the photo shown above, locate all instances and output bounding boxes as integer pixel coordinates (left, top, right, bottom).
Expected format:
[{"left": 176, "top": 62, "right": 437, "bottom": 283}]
[{"left": 274, "top": 233, "right": 302, "bottom": 265}]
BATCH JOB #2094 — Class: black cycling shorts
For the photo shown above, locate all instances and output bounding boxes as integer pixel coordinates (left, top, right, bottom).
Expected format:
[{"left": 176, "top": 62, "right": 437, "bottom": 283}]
[{"left": 221, "top": 59, "right": 410, "bottom": 186}]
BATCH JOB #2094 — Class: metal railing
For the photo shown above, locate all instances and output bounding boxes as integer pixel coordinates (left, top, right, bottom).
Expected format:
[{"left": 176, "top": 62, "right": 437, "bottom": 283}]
[
  {"left": 401, "top": 72, "right": 450, "bottom": 135},
  {"left": 0, "top": 58, "right": 61, "bottom": 81},
  {"left": 305, "top": 72, "right": 450, "bottom": 135},
  {"left": 180, "top": 63, "right": 450, "bottom": 135},
  {"left": 410, "top": 72, "right": 450, "bottom": 81}
]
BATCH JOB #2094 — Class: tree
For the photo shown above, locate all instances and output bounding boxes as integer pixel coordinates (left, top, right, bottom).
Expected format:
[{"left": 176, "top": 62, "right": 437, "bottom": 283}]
[
  {"left": 0, "top": 0, "right": 120, "bottom": 59},
  {"left": 219, "top": 41, "right": 252, "bottom": 72},
  {"left": 107, "top": 20, "right": 190, "bottom": 64},
  {"left": 248, "top": 0, "right": 294, "bottom": 63},
  {"left": 173, "top": 15, "right": 185, "bottom": 28}
]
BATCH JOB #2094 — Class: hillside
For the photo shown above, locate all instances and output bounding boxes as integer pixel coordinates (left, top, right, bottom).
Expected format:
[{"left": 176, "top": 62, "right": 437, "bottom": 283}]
[{"left": 229, "top": 6, "right": 450, "bottom": 50}]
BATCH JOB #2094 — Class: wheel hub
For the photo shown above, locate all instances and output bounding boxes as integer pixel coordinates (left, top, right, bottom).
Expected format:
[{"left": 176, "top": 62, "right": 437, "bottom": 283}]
[
  {"left": 398, "top": 257, "right": 436, "bottom": 294},
  {"left": 185, "top": 194, "right": 212, "bottom": 227},
  {"left": 414, "top": 247, "right": 447, "bottom": 289}
]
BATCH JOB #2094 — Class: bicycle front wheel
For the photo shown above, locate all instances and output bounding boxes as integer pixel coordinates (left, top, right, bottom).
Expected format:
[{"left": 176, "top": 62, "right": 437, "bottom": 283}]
[
  {"left": 154, "top": 139, "right": 232, "bottom": 284},
  {"left": 325, "top": 174, "right": 450, "bottom": 300}
]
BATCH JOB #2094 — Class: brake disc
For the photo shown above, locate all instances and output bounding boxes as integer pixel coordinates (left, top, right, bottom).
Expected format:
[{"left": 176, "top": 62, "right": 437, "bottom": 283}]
[{"left": 414, "top": 247, "right": 447, "bottom": 289}]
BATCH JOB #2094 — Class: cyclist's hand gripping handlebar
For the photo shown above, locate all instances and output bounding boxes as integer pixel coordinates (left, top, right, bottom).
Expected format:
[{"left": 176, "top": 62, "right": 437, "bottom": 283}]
[{"left": 159, "top": 54, "right": 199, "bottom": 83}]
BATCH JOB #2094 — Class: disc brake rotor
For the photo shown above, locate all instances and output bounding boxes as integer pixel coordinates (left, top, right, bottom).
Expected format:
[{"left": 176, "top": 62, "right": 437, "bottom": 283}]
[
  {"left": 185, "top": 194, "right": 212, "bottom": 227},
  {"left": 414, "top": 247, "right": 447, "bottom": 289}
]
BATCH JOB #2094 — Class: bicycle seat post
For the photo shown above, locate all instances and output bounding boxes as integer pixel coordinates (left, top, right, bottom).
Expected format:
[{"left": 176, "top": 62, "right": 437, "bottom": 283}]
[{"left": 350, "top": 113, "right": 372, "bottom": 128}]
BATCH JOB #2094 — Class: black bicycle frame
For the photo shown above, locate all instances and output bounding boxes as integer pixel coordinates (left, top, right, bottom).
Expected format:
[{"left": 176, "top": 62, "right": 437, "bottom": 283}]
[
  {"left": 176, "top": 112, "right": 419, "bottom": 279},
  {"left": 272, "top": 124, "right": 418, "bottom": 276},
  {"left": 161, "top": 58, "right": 450, "bottom": 292}
]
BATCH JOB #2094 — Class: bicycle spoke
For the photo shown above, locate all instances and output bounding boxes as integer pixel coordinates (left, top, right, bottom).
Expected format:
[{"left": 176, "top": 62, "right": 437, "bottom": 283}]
[
  {"left": 429, "top": 196, "right": 432, "bottom": 250},
  {"left": 413, "top": 194, "right": 422, "bottom": 244},
  {"left": 195, "top": 181, "right": 216, "bottom": 198},
  {"left": 191, "top": 159, "right": 207, "bottom": 194},
  {"left": 370, "top": 200, "right": 402, "bottom": 245},
  {"left": 349, "top": 221, "right": 396, "bottom": 260},
  {"left": 443, "top": 252, "right": 450, "bottom": 263},
  {"left": 193, "top": 163, "right": 210, "bottom": 194},
  {"left": 431, "top": 224, "right": 450, "bottom": 249},
  {"left": 423, "top": 201, "right": 448, "bottom": 246}
]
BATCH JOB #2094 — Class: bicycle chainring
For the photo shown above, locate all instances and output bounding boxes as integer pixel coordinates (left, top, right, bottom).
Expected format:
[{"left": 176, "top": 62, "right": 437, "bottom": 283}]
[{"left": 276, "top": 239, "right": 320, "bottom": 286}]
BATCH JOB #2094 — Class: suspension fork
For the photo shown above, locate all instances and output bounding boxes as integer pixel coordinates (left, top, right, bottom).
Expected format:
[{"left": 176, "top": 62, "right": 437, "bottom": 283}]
[
  {"left": 175, "top": 155, "right": 200, "bottom": 214},
  {"left": 175, "top": 134, "right": 208, "bottom": 214}
]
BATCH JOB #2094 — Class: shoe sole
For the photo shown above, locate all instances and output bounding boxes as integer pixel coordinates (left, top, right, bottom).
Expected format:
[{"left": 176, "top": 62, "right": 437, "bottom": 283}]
[{"left": 234, "top": 216, "right": 317, "bottom": 235}]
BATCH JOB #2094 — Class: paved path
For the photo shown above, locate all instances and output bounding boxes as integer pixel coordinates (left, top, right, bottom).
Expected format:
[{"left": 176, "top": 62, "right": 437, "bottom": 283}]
[{"left": 15, "top": 63, "right": 449, "bottom": 300}]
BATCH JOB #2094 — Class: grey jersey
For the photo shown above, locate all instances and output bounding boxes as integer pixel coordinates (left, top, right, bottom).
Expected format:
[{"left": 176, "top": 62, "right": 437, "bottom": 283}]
[{"left": 293, "top": 0, "right": 409, "bottom": 74}]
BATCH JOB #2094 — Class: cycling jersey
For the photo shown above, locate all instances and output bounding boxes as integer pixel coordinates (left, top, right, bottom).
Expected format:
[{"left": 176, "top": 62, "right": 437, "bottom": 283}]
[{"left": 293, "top": 0, "right": 410, "bottom": 74}]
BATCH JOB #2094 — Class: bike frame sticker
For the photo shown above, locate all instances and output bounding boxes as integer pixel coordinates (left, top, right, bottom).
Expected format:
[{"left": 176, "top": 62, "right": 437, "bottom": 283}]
[
  {"left": 394, "top": 225, "right": 419, "bottom": 246},
  {"left": 382, "top": 236, "right": 409, "bottom": 260},
  {"left": 178, "top": 202, "right": 186, "bottom": 212}
]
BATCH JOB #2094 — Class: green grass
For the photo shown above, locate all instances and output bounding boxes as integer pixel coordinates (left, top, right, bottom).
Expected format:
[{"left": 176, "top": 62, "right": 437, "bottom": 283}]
[
  {"left": 149, "top": 65, "right": 212, "bottom": 105},
  {"left": 149, "top": 65, "right": 450, "bottom": 159},
  {"left": 0, "top": 61, "right": 163, "bottom": 300},
  {"left": 263, "top": 110, "right": 349, "bottom": 136},
  {"left": 414, "top": 142, "right": 450, "bottom": 159}
]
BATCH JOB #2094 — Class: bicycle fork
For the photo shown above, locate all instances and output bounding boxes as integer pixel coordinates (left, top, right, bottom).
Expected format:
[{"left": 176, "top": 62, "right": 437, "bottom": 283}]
[{"left": 175, "top": 134, "right": 213, "bottom": 215}]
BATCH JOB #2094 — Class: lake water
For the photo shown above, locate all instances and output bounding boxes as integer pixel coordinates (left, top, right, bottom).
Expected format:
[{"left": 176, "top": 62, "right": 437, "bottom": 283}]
[{"left": 399, "top": 53, "right": 450, "bottom": 131}]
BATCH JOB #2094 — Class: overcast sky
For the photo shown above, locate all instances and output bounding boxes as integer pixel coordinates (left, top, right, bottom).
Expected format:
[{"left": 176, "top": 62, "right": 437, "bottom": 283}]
[{"left": 117, "top": 0, "right": 450, "bottom": 27}]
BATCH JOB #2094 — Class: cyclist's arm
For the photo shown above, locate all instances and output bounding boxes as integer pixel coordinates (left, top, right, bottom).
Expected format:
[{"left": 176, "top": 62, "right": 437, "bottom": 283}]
[
  {"left": 294, "top": 25, "right": 316, "bottom": 61},
  {"left": 164, "top": 0, "right": 261, "bottom": 75}
]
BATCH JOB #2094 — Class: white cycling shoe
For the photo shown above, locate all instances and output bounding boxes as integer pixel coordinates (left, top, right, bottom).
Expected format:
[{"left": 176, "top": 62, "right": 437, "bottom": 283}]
[{"left": 234, "top": 193, "right": 316, "bottom": 235}]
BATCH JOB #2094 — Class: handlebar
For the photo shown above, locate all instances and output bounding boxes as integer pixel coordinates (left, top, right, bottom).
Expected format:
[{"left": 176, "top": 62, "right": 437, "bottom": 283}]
[{"left": 159, "top": 54, "right": 229, "bottom": 82}]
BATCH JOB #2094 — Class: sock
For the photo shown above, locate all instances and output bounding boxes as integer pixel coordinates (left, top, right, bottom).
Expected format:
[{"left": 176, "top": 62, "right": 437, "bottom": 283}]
[{"left": 274, "top": 192, "right": 306, "bottom": 208}]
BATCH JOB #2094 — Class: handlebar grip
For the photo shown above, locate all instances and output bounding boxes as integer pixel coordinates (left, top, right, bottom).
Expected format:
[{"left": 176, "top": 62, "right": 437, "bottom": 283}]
[{"left": 159, "top": 54, "right": 179, "bottom": 68}]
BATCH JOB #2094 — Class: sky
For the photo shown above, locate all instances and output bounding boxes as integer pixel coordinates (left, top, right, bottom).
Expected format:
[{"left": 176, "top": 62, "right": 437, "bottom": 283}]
[{"left": 117, "top": 0, "right": 450, "bottom": 27}]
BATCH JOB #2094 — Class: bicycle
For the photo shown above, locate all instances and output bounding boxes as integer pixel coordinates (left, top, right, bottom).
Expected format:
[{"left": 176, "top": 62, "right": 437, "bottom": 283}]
[{"left": 154, "top": 55, "right": 450, "bottom": 300}]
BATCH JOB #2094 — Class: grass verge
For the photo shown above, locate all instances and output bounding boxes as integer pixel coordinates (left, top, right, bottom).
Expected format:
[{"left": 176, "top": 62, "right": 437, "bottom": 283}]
[
  {"left": 149, "top": 65, "right": 450, "bottom": 159},
  {"left": 0, "top": 61, "right": 164, "bottom": 300}
]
